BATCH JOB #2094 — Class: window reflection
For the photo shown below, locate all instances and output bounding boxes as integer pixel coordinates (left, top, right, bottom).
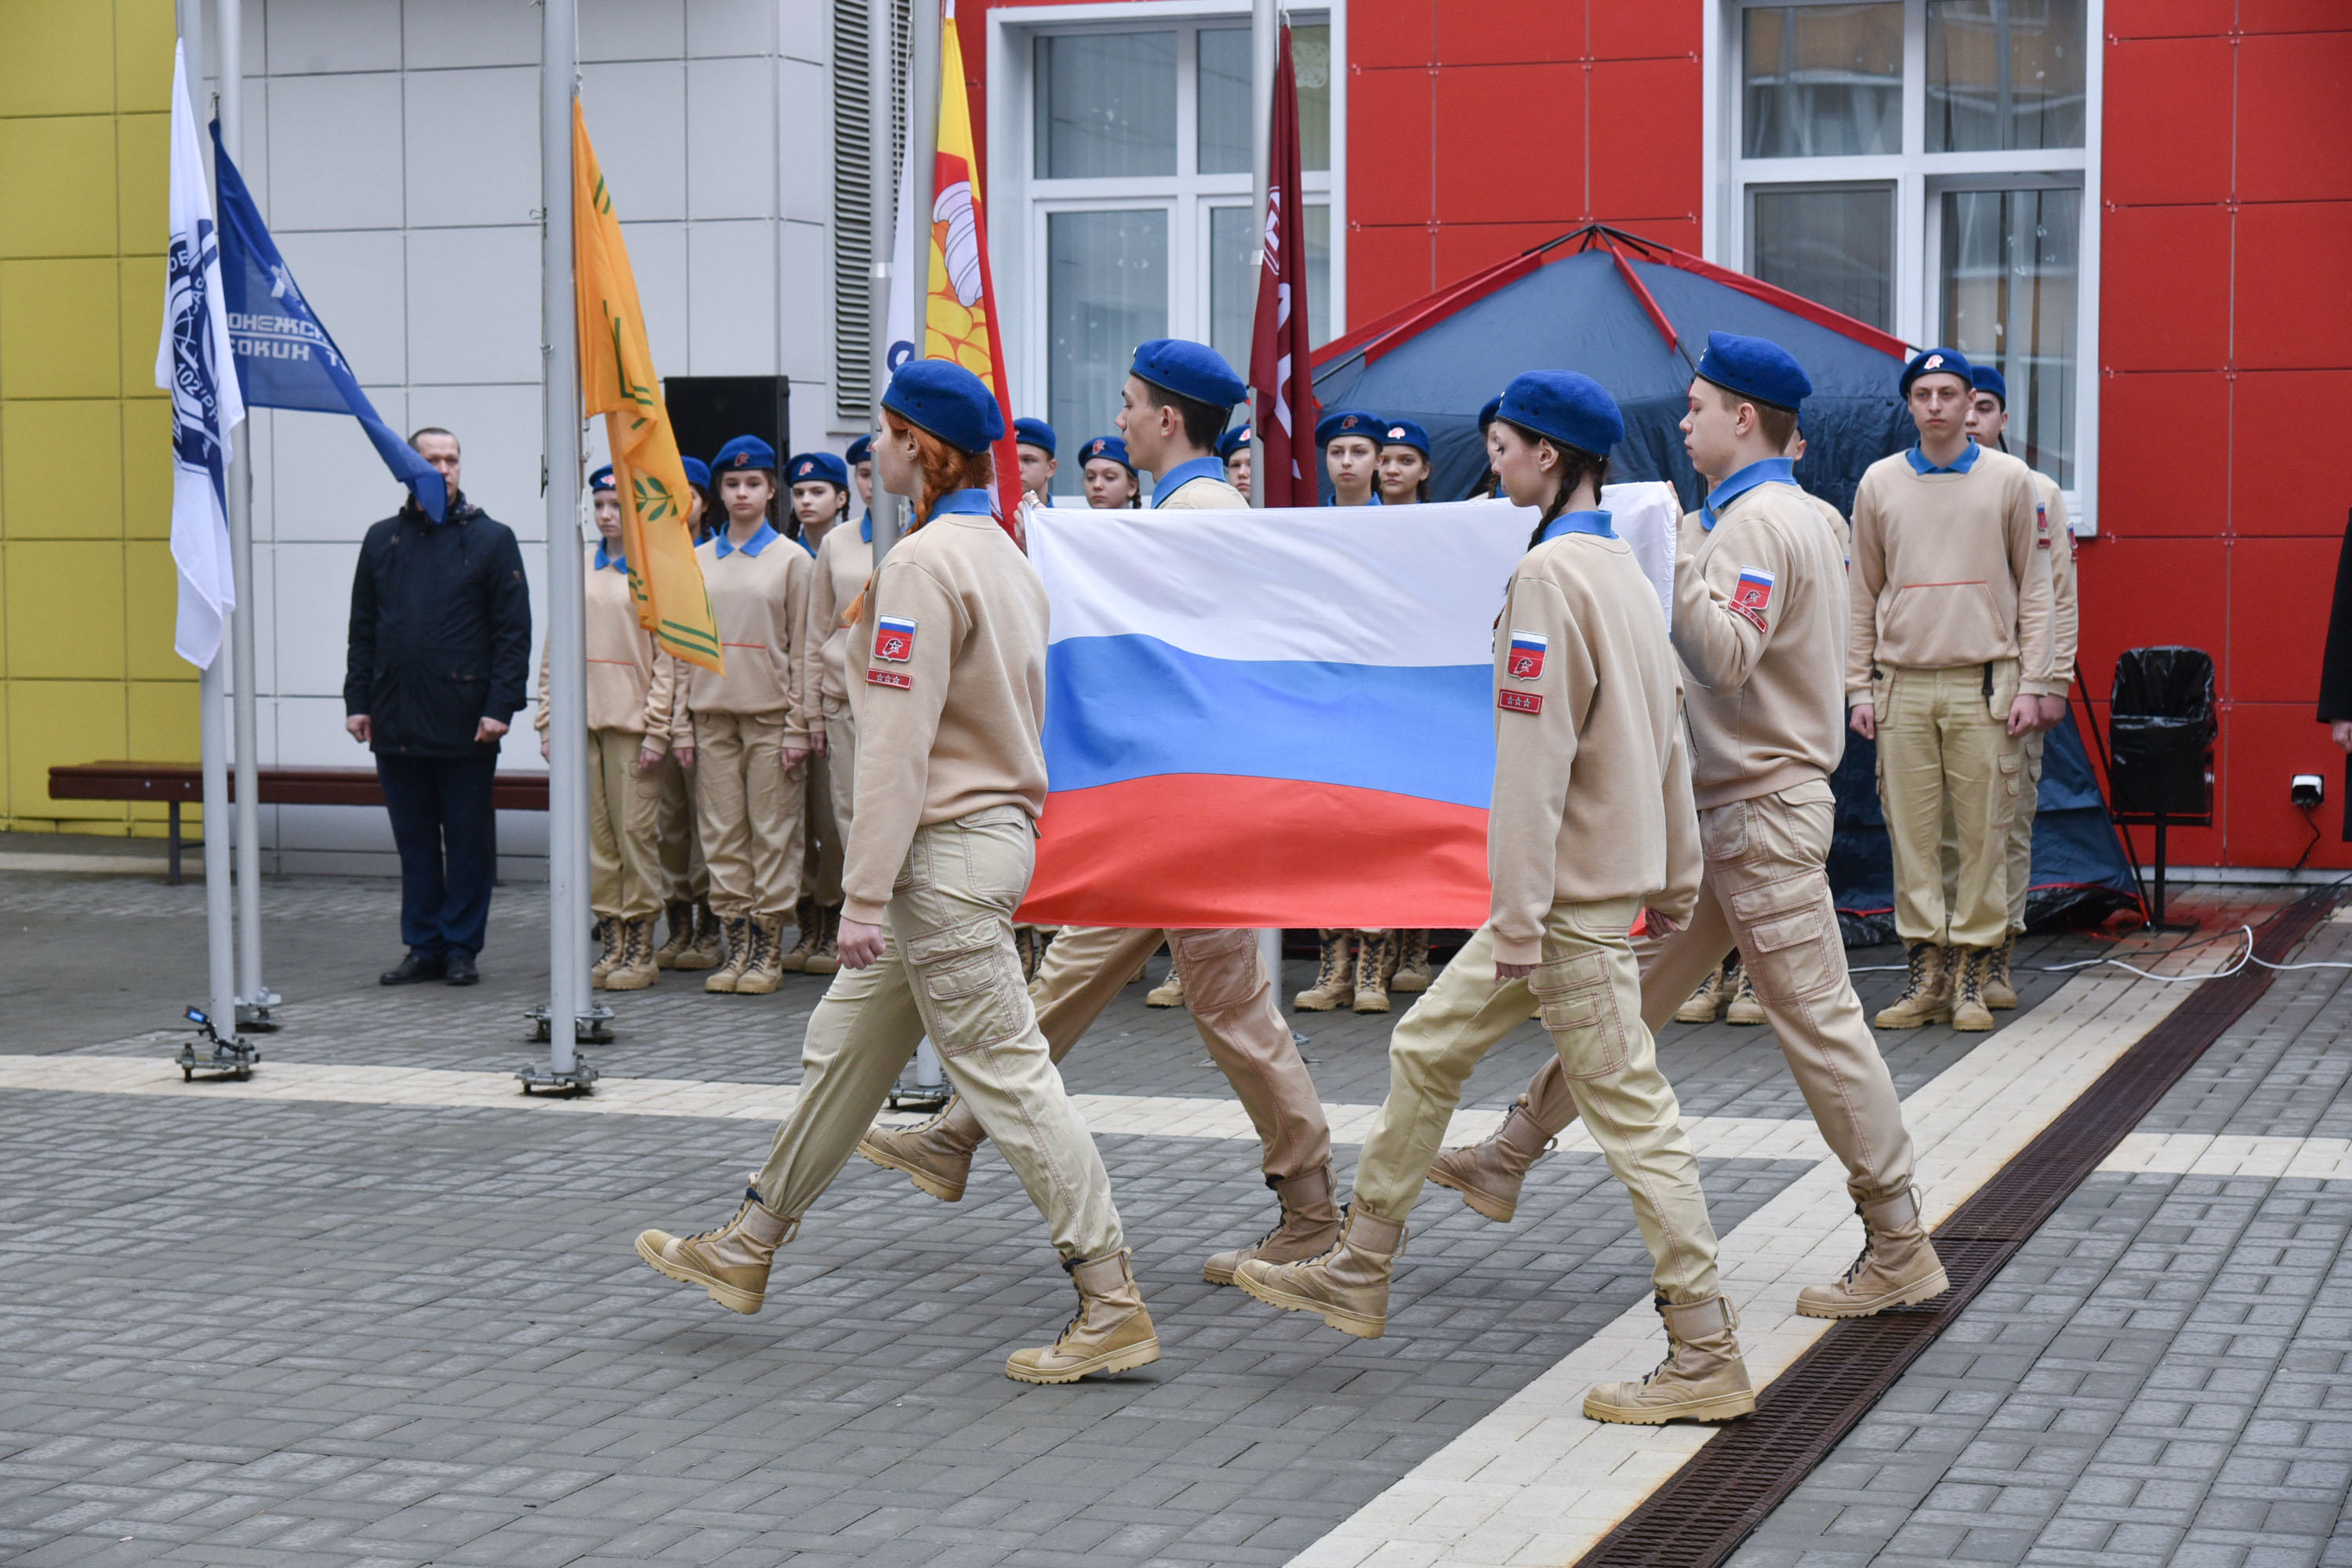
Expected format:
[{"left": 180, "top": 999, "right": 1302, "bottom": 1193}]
[
  {"left": 1743, "top": 4, "right": 1904, "bottom": 158},
  {"left": 1034, "top": 33, "right": 1177, "bottom": 179},
  {"left": 1928, "top": 0, "right": 2087, "bottom": 153},
  {"left": 1941, "top": 186, "right": 2079, "bottom": 485},
  {"left": 1751, "top": 185, "right": 1896, "bottom": 331}
]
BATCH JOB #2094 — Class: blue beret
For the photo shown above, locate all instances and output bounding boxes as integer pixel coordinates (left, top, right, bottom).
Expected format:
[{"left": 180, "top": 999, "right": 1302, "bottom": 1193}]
[
  {"left": 1316, "top": 409, "right": 1381, "bottom": 448},
  {"left": 1013, "top": 417, "right": 1056, "bottom": 456},
  {"left": 1497, "top": 371, "right": 1624, "bottom": 456},
  {"left": 1378, "top": 419, "right": 1431, "bottom": 458},
  {"left": 884, "top": 358, "right": 1007, "bottom": 454},
  {"left": 1079, "top": 434, "right": 1136, "bottom": 474},
  {"left": 713, "top": 434, "right": 776, "bottom": 474},
  {"left": 588, "top": 465, "right": 616, "bottom": 493},
  {"left": 1478, "top": 395, "right": 1502, "bottom": 431},
  {"left": 1695, "top": 330, "right": 1812, "bottom": 413},
  {"left": 1217, "top": 423, "right": 1253, "bottom": 461},
  {"left": 1970, "top": 364, "right": 2008, "bottom": 405},
  {"left": 1901, "top": 347, "right": 1974, "bottom": 397},
  {"left": 786, "top": 451, "right": 850, "bottom": 489},
  {"left": 681, "top": 456, "right": 710, "bottom": 491},
  {"left": 1130, "top": 338, "right": 1247, "bottom": 411},
  {"left": 844, "top": 434, "right": 873, "bottom": 466}
]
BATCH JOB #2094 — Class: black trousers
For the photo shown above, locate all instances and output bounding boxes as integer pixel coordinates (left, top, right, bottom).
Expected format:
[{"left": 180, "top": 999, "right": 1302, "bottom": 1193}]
[{"left": 376, "top": 749, "right": 499, "bottom": 960}]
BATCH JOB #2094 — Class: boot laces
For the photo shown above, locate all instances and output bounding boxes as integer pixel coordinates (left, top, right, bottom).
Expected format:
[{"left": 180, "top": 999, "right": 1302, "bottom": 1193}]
[
  {"left": 683, "top": 1189, "right": 760, "bottom": 1245},
  {"left": 1837, "top": 1233, "right": 1878, "bottom": 1287}
]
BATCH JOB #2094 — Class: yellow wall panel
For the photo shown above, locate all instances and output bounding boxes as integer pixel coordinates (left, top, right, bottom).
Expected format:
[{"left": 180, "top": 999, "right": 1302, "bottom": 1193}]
[
  {"left": 122, "top": 397, "right": 172, "bottom": 537},
  {"left": 126, "top": 677, "right": 196, "bottom": 760},
  {"left": 0, "top": 259, "right": 123, "bottom": 400},
  {"left": 9, "top": 680, "right": 129, "bottom": 823},
  {"left": 5, "top": 540, "right": 126, "bottom": 681},
  {"left": 114, "top": 0, "right": 175, "bottom": 114},
  {"left": 118, "top": 253, "right": 162, "bottom": 399},
  {"left": 116, "top": 112, "right": 166, "bottom": 260},
  {"left": 0, "top": 9, "right": 116, "bottom": 120},
  {"left": 0, "top": 118, "right": 119, "bottom": 260},
  {"left": 123, "top": 538, "right": 186, "bottom": 681},
  {"left": 2, "top": 401, "right": 123, "bottom": 539}
]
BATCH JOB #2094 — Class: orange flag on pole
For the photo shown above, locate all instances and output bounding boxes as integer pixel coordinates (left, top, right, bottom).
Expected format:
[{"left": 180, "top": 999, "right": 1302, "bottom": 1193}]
[
  {"left": 572, "top": 98, "right": 721, "bottom": 672},
  {"left": 924, "top": 2, "right": 1023, "bottom": 534}
]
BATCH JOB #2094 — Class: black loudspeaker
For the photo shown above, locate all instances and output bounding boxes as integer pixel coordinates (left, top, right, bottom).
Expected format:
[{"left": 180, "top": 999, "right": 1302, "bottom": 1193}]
[
  {"left": 2107, "top": 646, "right": 2216, "bottom": 823},
  {"left": 665, "top": 376, "right": 790, "bottom": 472}
]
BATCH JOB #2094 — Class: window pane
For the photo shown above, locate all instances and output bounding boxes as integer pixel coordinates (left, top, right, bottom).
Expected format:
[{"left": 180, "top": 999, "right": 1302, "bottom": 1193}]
[
  {"left": 1034, "top": 32, "right": 1177, "bottom": 179},
  {"left": 1049, "top": 209, "right": 1168, "bottom": 487},
  {"left": 1210, "top": 205, "right": 1255, "bottom": 381},
  {"left": 1200, "top": 28, "right": 1250, "bottom": 175},
  {"left": 1305, "top": 201, "right": 1332, "bottom": 348},
  {"left": 1294, "top": 25, "right": 1332, "bottom": 172},
  {"left": 1941, "top": 186, "right": 2079, "bottom": 485},
  {"left": 1749, "top": 185, "right": 1894, "bottom": 332},
  {"left": 1742, "top": 4, "right": 1903, "bottom": 158},
  {"left": 1927, "top": 0, "right": 2087, "bottom": 152}
]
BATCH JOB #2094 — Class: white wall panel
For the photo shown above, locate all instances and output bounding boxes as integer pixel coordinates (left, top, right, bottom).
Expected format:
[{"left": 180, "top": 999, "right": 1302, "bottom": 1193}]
[
  {"left": 405, "top": 226, "right": 540, "bottom": 384},
  {"left": 402, "top": 383, "right": 545, "bottom": 538},
  {"left": 687, "top": 0, "right": 779, "bottom": 56},
  {"left": 776, "top": 218, "right": 827, "bottom": 383},
  {"left": 686, "top": 56, "right": 776, "bottom": 220},
  {"left": 271, "top": 227, "right": 408, "bottom": 387},
  {"left": 780, "top": 0, "right": 826, "bottom": 65},
  {"left": 582, "top": 0, "right": 685, "bottom": 62},
  {"left": 266, "top": 0, "right": 401, "bottom": 75},
  {"left": 687, "top": 221, "right": 778, "bottom": 376},
  {"left": 620, "top": 220, "right": 690, "bottom": 373},
  {"left": 275, "top": 696, "right": 366, "bottom": 770},
  {"left": 266, "top": 72, "right": 404, "bottom": 230},
  {"left": 270, "top": 541, "right": 357, "bottom": 698},
  {"left": 269, "top": 386, "right": 411, "bottom": 543},
  {"left": 403, "top": 0, "right": 540, "bottom": 69},
  {"left": 777, "top": 56, "right": 829, "bottom": 224},
  {"left": 405, "top": 67, "right": 539, "bottom": 228},
  {"left": 580, "top": 61, "right": 687, "bottom": 222}
]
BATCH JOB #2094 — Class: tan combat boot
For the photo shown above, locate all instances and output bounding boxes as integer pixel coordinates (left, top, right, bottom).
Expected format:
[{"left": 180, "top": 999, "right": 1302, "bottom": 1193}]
[
  {"left": 1872, "top": 942, "right": 1952, "bottom": 1029},
  {"left": 704, "top": 916, "right": 753, "bottom": 993},
  {"left": 1234, "top": 1205, "right": 1403, "bottom": 1338},
  {"left": 779, "top": 897, "right": 817, "bottom": 973},
  {"left": 1004, "top": 1250, "right": 1162, "bottom": 1384},
  {"left": 1293, "top": 930, "right": 1354, "bottom": 1011},
  {"left": 802, "top": 904, "right": 841, "bottom": 976},
  {"left": 1797, "top": 1187, "right": 1950, "bottom": 1318},
  {"left": 1582, "top": 1294, "right": 1756, "bottom": 1425},
  {"left": 603, "top": 916, "right": 660, "bottom": 991},
  {"left": 733, "top": 913, "right": 786, "bottom": 996},
  {"left": 1203, "top": 1165, "right": 1342, "bottom": 1285},
  {"left": 856, "top": 1098, "right": 985, "bottom": 1201},
  {"left": 674, "top": 898, "right": 724, "bottom": 971},
  {"left": 1017, "top": 926, "right": 1047, "bottom": 982},
  {"left": 1428, "top": 1093, "right": 1560, "bottom": 1222},
  {"left": 1145, "top": 952, "right": 1185, "bottom": 1008},
  {"left": 1951, "top": 946, "right": 1996, "bottom": 1032},
  {"left": 589, "top": 916, "right": 622, "bottom": 988},
  {"left": 652, "top": 901, "right": 695, "bottom": 969},
  {"left": 1390, "top": 930, "right": 1434, "bottom": 993},
  {"left": 1725, "top": 960, "right": 1765, "bottom": 1025},
  {"left": 633, "top": 1183, "right": 797, "bottom": 1314},
  {"left": 1673, "top": 960, "right": 1732, "bottom": 1023},
  {"left": 1352, "top": 930, "right": 1397, "bottom": 1014},
  {"left": 1983, "top": 933, "right": 2019, "bottom": 1010}
]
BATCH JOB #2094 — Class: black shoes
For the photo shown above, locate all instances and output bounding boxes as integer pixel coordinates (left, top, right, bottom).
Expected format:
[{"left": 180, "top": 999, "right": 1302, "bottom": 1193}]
[
  {"left": 445, "top": 954, "right": 480, "bottom": 986},
  {"left": 380, "top": 951, "right": 446, "bottom": 985}
]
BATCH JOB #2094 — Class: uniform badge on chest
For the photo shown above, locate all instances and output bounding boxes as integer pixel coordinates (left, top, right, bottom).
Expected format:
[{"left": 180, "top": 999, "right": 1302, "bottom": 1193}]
[
  {"left": 1506, "top": 630, "right": 1547, "bottom": 680},
  {"left": 873, "top": 615, "right": 917, "bottom": 662}
]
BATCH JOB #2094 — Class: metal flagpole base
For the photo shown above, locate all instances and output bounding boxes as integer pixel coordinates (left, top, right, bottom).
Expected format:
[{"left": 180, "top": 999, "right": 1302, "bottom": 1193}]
[
  {"left": 528, "top": 1003, "right": 615, "bottom": 1045},
  {"left": 236, "top": 986, "right": 283, "bottom": 1033},
  {"left": 178, "top": 1007, "right": 260, "bottom": 1082},
  {"left": 517, "top": 1055, "right": 600, "bottom": 1095},
  {"left": 887, "top": 1037, "right": 950, "bottom": 1112}
]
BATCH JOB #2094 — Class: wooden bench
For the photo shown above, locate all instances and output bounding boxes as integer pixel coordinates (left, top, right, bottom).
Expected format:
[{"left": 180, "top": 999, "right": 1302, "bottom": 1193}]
[{"left": 48, "top": 762, "right": 550, "bottom": 884}]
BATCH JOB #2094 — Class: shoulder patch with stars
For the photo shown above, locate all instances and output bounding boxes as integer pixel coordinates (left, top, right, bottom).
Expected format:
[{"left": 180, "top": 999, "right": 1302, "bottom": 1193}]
[
  {"left": 1498, "top": 690, "right": 1543, "bottom": 716},
  {"left": 866, "top": 669, "right": 911, "bottom": 689}
]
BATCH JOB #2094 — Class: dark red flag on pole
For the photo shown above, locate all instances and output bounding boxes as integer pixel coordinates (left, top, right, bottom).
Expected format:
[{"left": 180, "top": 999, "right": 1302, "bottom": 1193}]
[{"left": 1249, "top": 26, "right": 1318, "bottom": 507}]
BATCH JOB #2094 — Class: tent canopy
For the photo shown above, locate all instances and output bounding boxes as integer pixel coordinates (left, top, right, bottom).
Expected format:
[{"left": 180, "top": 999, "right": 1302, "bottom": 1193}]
[{"left": 1311, "top": 224, "right": 1915, "bottom": 516}]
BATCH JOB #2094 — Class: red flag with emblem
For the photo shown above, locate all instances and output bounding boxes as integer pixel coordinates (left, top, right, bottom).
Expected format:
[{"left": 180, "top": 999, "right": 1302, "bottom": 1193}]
[{"left": 1248, "top": 27, "right": 1318, "bottom": 508}]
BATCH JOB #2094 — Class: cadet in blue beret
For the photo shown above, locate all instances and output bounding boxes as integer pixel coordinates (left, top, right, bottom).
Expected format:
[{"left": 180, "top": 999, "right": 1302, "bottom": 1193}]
[
  {"left": 590, "top": 464, "right": 617, "bottom": 493},
  {"left": 844, "top": 434, "right": 876, "bottom": 523},
  {"left": 640, "top": 448, "right": 722, "bottom": 968},
  {"left": 1472, "top": 395, "right": 1506, "bottom": 499},
  {"left": 1376, "top": 419, "right": 1433, "bottom": 507},
  {"left": 1118, "top": 339, "right": 1246, "bottom": 510},
  {"left": 1372, "top": 415, "right": 1443, "bottom": 1001},
  {"left": 1316, "top": 409, "right": 1381, "bottom": 507},
  {"left": 1218, "top": 423, "right": 1254, "bottom": 498},
  {"left": 1013, "top": 418, "right": 1058, "bottom": 507},
  {"left": 777, "top": 450, "right": 856, "bottom": 967},
  {"left": 884, "top": 358, "right": 1007, "bottom": 463},
  {"left": 1078, "top": 435, "right": 1142, "bottom": 510},
  {"left": 1899, "top": 345, "right": 1973, "bottom": 399},
  {"left": 681, "top": 455, "right": 713, "bottom": 539},
  {"left": 786, "top": 452, "right": 851, "bottom": 555}
]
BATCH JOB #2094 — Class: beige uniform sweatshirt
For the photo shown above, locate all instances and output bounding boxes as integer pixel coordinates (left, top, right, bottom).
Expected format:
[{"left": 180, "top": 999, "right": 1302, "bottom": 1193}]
[
  {"left": 1156, "top": 471, "right": 1248, "bottom": 511},
  {"left": 679, "top": 528, "right": 813, "bottom": 740},
  {"left": 1671, "top": 483, "right": 1850, "bottom": 809},
  {"left": 802, "top": 520, "right": 873, "bottom": 731},
  {"left": 1847, "top": 444, "right": 2059, "bottom": 699},
  {"left": 841, "top": 513, "right": 1051, "bottom": 925},
  {"left": 1489, "top": 528, "right": 1703, "bottom": 966},
  {"left": 533, "top": 549, "right": 669, "bottom": 746},
  {"left": 2032, "top": 470, "right": 2080, "bottom": 689}
]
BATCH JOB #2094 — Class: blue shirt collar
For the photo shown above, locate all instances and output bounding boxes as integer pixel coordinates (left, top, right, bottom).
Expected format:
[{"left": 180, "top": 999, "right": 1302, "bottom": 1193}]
[
  {"left": 1150, "top": 456, "right": 1229, "bottom": 509},
  {"left": 713, "top": 520, "right": 779, "bottom": 559},
  {"left": 592, "top": 539, "right": 627, "bottom": 573},
  {"left": 1323, "top": 488, "right": 1382, "bottom": 507},
  {"left": 924, "top": 487, "right": 996, "bottom": 526},
  {"left": 1700, "top": 456, "right": 1798, "bottom": 531},
  {"left": 859, "top": 514, "right": 873, "bottom": 544},
  {"left": 797, "top": 532, "right": 818, "bottom": 557},
  {"left": 1538, "top": 508, "right": 1616, "bottom": 543},
  {"left": 1905, "top": 439, "right": 1980, "bottom": 476}
]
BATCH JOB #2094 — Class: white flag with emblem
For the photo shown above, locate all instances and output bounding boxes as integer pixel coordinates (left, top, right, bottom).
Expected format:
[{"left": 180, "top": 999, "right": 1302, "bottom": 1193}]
[{"left": 155, "top": 40, "right": 245, "bottom": 670}]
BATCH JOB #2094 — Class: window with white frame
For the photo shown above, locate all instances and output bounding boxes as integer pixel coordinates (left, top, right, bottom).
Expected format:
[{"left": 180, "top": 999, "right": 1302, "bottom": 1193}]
[
  {"left": 1012, "top": 14, "right": 1334, "bottom": 494},
  {"left": 1723, "top": 0, "right": 2092, "bottom": 499}
]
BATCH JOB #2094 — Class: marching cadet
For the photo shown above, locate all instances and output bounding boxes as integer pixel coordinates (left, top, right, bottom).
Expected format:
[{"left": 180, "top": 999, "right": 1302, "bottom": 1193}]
[
  {"left": 1849, "top": 350, "right": 2056, "bottom": 1033},
  {"left": 1014, "top": 416, "right": 1058, "bottom": 507},
  {"left": 648, "top": 456, "right": 723, "bottom": 971},
  {"left": 798, "top": 452, "right": 873, "bottom": 981},
  {"left": 1219, "top": 421, "right": 1253, "bottom": 496},
  {"left": 535, "top": 465, "right": 668, "bottom": 990},
  {"left": 1963, "top": 365, "right": 2077, "bottom": 1009},
  {"left": 635, "top": 359, "right": 1161, "bottom": 1385},
  {"left": 681, "top": 434, "right": 814, "bottom": 996},
  {"left": 860, "top": 339, "right": 1341, "bottom": 1288},
  {"left": 1319, "top": 408, "right": 1381, "bottom": 507},
  {"left": 1426, "top": 335, "right": 1950, "bottom": 1323},
  {"left": 781, "top": 451, "right": 856, "bottom": 974},
  {"left": 1236, "top": 369, "right": 1757, "bottom": 1426},
  {"left": 1078, "top": 434, "right": 1142, "bottom": 509}
]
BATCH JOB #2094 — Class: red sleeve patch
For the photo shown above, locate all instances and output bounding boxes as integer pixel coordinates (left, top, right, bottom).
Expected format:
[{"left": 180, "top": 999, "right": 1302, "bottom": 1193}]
[
  {"left": 1498, "top": 690, "right": 1543, "bottom": 715},
  {"left": 866, "top": 669, "right": 911, "bottom": 689}
]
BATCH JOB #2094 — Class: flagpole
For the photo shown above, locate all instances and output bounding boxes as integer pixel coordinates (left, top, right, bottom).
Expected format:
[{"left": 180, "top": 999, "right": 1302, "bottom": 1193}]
[
  {"left": 867, "top": 0, "right": 901, "bottom": 561},
  {"left": 1250, "top": 0, "right": 1275, "bottom": 510},
  {"left": 535, "top": 0, "right": 592, "bottom": 1092},
  {"left": 909, "top": 0, "right": 939, "bottom": 411}
]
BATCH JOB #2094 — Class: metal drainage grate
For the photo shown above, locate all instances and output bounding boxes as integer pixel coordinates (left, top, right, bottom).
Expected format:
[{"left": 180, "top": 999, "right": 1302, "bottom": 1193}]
[{"left": 1573, "top": 887, "right": 2343, "bottom": 1568}]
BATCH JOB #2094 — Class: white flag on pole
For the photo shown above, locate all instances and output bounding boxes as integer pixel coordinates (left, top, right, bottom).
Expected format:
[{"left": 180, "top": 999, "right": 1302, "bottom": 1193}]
[{"left": 156, "top": 40, "right": 245, "bottom": 670}]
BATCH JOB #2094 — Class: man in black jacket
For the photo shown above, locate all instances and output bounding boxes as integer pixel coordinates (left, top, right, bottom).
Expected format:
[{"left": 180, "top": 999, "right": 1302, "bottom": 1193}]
[{"left": 345, "top": 428, "right": 532, "bottom": 985}]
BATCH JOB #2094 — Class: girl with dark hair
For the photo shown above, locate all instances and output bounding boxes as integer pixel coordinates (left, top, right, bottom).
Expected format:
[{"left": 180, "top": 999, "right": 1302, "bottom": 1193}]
[
  {"left": 647, "top": 456, "right": 725, "bottom": 971},
  {"left": 779, "top": 452, "right": 857, "bottom": 974},
  {"left": 1375, "top": 419, "right": 1434, "bottom": 506},
  {"left": 1078, "top": 435, "right": 1142, "bottom": 509}
]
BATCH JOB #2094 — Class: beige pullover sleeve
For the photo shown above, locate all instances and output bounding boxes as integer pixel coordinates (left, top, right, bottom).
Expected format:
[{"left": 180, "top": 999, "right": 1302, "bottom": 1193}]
[
  {"left": 1673, "top": 510, "right": 1795, "bottom": 694},
  {"left": 2038, "top": 474, "right": 2079, "bottom": 688},
  {"left": 1488, "top": 572, "right": 1593, "bottom": 964},
  {"left": 2003, "top": 462, "right": 2059, "bottom": 698}
]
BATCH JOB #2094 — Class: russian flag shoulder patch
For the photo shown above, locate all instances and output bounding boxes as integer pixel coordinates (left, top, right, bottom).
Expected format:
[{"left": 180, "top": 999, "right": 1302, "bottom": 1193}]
[
  {"left": 1505, "top": 629, "right": 1548, "bottom": 681},
  {"left": 1730, "top": 567, "right": 1775, "bottom": 630},
  {"left": 873, "top": 615, "right": 917, "bottom": 662}
]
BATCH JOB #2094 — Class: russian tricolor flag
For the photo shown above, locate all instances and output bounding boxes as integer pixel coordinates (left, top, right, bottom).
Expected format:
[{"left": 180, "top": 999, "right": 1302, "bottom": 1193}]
[{"left": 1018, "top": 486, "right": 1679, "bottom": 930}]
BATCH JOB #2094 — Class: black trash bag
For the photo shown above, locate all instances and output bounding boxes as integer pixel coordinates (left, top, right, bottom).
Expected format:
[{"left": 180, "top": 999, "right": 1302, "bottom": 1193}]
[{"left": 2109, "top": 646, "right": 2216, "bottom": 818}]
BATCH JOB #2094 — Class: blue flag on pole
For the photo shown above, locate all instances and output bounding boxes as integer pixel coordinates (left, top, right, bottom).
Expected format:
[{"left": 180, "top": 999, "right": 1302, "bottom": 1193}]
[{"left": 209, "top": 121, "right": 445, "bottom": 521}]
